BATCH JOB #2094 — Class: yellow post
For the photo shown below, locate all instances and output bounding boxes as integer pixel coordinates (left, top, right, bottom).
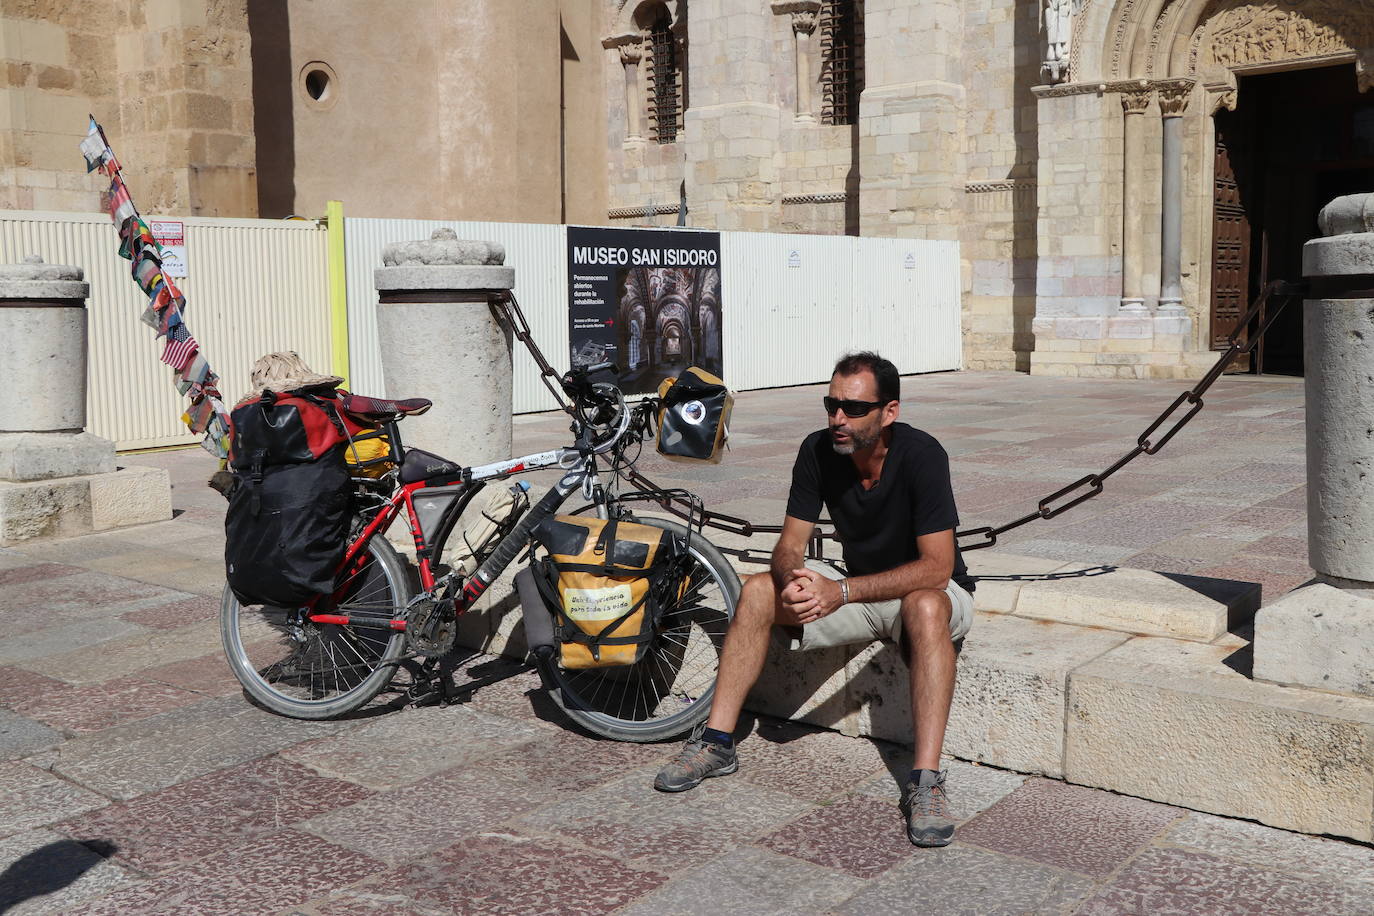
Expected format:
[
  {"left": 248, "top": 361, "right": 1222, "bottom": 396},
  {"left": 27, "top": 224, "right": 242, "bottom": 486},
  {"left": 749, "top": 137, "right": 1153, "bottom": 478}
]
[{"left": 325, "top": 199, "right": 350, "bottom": 387}]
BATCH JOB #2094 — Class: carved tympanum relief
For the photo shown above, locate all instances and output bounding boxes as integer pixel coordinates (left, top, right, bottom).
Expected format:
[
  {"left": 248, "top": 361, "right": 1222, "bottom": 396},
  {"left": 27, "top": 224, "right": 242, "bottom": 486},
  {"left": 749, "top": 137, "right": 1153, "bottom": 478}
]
[{"left": 1190, "top": 1, "right": 1374, "bottom": 73}]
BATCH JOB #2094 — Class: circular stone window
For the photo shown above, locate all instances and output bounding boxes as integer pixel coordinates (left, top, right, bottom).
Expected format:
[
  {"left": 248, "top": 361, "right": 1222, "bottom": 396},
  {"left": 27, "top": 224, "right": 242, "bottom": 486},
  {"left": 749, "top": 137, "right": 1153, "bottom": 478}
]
[{"left": 299, "top": 61, "right": 338, "bottom": 109}]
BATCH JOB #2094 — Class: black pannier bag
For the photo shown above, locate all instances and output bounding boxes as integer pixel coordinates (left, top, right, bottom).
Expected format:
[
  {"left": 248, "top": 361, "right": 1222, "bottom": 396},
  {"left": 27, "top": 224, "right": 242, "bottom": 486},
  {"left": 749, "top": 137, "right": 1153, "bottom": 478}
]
[
  {"left": 224, "top": 387, "right": 361, "bottom": 607},
  {"left": 656, "top": 367, "right": 733, "bottom": 464}
]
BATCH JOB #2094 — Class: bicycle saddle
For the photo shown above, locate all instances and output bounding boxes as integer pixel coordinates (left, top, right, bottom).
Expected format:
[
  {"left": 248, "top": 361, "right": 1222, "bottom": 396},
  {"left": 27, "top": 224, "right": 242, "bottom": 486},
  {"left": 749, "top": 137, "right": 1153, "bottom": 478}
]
[
  {"left": 399, "top": 448, "right": 462, "bottom": 484},
  {"left": 340, "top": 394, "right": 432, "bottom": 421}
]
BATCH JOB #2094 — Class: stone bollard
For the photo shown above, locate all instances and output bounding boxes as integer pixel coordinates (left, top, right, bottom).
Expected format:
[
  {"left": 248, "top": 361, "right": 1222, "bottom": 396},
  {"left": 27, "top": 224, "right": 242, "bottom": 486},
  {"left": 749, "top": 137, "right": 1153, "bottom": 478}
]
[
  {"left": 0, "top": 255, "right": 171, "bottom": 544},
  {"left": 373, "top": 228, "right": 515, "bottom": 467},
  {"left": 1254, "top": 192, "right": 1374, "bottom": 695}
]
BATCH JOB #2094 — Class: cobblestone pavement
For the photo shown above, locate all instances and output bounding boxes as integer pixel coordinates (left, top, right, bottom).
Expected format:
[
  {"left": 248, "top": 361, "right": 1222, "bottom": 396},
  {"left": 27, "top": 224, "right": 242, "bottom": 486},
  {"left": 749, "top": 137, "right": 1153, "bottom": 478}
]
[{"left": 3, "top": 371, "right": 1369, "bottom": 914}]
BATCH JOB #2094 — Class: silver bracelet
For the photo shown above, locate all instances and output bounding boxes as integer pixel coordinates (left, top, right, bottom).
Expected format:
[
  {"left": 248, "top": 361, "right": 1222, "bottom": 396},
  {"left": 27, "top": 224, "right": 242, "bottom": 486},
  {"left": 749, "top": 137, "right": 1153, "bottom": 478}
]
[{"left": 839, "top": 578, "right": 850, "bottom": 605}]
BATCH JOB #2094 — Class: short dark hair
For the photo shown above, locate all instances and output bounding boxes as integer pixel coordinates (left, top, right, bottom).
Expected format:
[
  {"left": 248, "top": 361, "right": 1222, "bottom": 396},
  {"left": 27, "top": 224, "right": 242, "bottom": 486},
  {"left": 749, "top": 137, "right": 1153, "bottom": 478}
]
[{"left": 832, "top": 351, "right": 900, "bottom": 404}]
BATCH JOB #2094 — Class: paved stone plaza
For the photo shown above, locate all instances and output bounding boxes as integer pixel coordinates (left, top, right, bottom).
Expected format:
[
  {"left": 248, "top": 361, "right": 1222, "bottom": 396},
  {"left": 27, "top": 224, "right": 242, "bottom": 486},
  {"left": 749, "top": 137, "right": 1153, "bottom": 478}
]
[{"left": 3, "top": 371, "right": 1372, "bottom": 914}]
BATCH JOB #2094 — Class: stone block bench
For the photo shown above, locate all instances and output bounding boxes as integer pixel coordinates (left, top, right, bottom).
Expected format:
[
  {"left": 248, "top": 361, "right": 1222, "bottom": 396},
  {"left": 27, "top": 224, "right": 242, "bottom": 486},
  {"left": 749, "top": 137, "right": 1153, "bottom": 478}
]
[{"left": 455, "top": 541, "right": 1374, "bottom": 844}]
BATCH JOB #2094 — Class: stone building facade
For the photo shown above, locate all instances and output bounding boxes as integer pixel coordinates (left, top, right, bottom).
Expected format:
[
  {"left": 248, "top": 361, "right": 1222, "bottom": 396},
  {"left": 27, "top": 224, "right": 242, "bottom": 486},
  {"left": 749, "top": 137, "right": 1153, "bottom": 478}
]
[
  {"left": 3, "top": 1, "right": 1371, "bottom": 377},
  {"left": 603, "top": 0, "right": 1373, "bottom": 378},
  {"left": 0, "top": 0, "right": 608, "bottom": 224}
]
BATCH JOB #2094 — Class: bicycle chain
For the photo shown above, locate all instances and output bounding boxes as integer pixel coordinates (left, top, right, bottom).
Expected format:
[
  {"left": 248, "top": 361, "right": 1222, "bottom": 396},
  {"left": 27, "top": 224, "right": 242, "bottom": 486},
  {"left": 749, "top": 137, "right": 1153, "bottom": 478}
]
[{"left": 490, "top": 281, "right": 1307, "bottom": 554}]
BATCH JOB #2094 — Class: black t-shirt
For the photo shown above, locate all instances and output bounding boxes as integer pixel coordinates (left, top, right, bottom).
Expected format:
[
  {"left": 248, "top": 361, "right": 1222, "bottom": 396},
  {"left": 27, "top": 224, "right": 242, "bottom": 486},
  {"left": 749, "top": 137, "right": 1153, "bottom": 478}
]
[{"left": 785, "top": 422, "right": 973, "bottom": 591}]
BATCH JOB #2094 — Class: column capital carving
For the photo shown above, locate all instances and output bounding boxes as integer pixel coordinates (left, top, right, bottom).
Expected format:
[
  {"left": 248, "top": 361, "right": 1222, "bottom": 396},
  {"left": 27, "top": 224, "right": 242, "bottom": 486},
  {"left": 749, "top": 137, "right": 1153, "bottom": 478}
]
[
  {"left": 791, "top": 10, "right": 819, "bottom": 35},
  {"left": 1120, "top": 81, "right": 1152, "bottom": 114},
  {"left": 602, "top": 31, "right": 644, "bottom": 64},
  {"left": 1157, "top": 79, "right": 1195, "bottom": 117}
]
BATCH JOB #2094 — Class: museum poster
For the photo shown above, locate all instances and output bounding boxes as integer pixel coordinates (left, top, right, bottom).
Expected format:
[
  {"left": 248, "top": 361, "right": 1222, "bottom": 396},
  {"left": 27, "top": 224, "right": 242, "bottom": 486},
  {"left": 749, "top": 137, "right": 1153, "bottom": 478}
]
[{"left": 566, "top": 226, "right": 723, "bottom": 396}]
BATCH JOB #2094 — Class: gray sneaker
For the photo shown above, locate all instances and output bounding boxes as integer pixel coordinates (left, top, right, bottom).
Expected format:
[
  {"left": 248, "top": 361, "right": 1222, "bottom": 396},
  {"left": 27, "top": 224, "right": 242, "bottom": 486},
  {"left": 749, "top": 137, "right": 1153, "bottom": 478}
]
[
  {"left": 901, "top": 769, "right": 956, "bottom": 847},
  {"left": 654, "top": 727, "right": 738, "bottom": 792}
]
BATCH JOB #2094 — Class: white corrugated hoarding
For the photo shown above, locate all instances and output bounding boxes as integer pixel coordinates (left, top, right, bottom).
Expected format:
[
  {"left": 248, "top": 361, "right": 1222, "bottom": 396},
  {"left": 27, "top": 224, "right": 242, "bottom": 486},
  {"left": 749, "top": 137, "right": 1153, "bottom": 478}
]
[
  {"left": 342, "top": 219, "right": 568, "bottom": 414},
  {"left": 0, "top": 210, "right": 329, "bottom": 450}
]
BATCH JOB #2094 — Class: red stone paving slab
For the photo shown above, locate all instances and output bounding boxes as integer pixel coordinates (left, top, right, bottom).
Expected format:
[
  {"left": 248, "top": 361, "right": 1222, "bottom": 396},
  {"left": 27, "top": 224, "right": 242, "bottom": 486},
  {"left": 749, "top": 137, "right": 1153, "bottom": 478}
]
[
  {"left": 1242, "top": 534, "right": 1308, "bottom": 559},
  {"left": 1077, "top": 847, "right": 1372, "bottom": 915},
  {"left": 1256, "top": 485, "right": 1307, "bottom": 510},
  {"left": 732, "top": 718, "right": 895, "bottom": 802},
  {"left": 310, "top": 833, "right": 669, "bottom": 916},
  {"left": 1121, "top": 552, "right": 1212, "bottom": 575},
  {"left": 119, "top": 595, "right": 219, "bottom": 629},
  {"left": 0, "top": 572, "right": 185, "bottom": 619},
  {"left": 136, "top": 651, "right": 245, "bottom": 696},
  {"left": 55, "top": 755, "right": 373, "bottom": 874},
  {"left": 477, "top": 728, "right": 662, "bottom": 793},
  {"left": 512, "top": 771, "right": 814, "bottom": 873},
  {"left": 957, "top": 778, "right": 1183, "bottom": 878},
  {"left": 64, "top": 828, "right": 384, "bottom": 916},
  {"left": 1194, "top": 558, "right": 1314, "bottom": 606},
  {"left": 298, "top": 764, "right": 550, "bottom": 865},
  {"left": 10, "top": 675, "right": 203, "bottom": 733},
  {"left": 0, "top": 665, "right": 67, "bottom": 709},
  {"left": 0, "top": 562, "right": 84, "bottom": 587},
  {"left": 755, "top": 795, "right": 914, "bottom": 879}
]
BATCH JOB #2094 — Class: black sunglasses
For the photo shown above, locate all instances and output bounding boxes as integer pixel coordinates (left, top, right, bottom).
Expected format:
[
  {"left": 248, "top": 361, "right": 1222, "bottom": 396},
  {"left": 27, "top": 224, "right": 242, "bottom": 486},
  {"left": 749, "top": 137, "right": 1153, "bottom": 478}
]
[{"left": 823, "top": 396, "right": 890, "bottom": 418}]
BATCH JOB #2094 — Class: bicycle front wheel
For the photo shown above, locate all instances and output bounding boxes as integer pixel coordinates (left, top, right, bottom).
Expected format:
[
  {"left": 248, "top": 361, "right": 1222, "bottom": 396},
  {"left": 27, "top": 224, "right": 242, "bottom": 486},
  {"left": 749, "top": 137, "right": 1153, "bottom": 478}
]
[
  {"left": 539, "top": 515, "right": 740, "bottom": 742},
  {"left": 220, "top": 537, "right": 411, "bottom": 720}
]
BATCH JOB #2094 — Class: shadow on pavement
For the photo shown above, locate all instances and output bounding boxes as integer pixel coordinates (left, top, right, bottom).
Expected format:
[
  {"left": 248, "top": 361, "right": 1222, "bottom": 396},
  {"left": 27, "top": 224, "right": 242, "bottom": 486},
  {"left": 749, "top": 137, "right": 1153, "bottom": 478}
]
[{"left": 0, "top": 839, "right": 117, "bottom": 914}]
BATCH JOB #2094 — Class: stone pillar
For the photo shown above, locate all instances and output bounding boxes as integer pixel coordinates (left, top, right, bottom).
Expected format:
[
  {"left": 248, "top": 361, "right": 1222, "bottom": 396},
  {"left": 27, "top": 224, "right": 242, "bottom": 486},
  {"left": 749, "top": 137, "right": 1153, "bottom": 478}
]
[
  {"left": 779, "top": 1, "right": 822, "bottom": 122},
  {"left": 1119, "top": 87, "right": 1151, "bottom": 313},
  {"left": 604, "top": 33, "right": 646, "bottom": 144},
  {"left": 373, "top": 229, "right": 515, "bottom": 467},
  {"left": 1253, "top": 192, "right": 1374, "bottom": 696},
  {"left": 858, "top": 0, "right": 965, "bottom": 240},
  {"left": 1157, "top": 81, "right": 1192, "bottom": 312},
  {"left": 0, "top": 256, "right": 170, "bottom": 544},
  {"left": 683, "top": 5, "right": 781, "bottom": 230}
]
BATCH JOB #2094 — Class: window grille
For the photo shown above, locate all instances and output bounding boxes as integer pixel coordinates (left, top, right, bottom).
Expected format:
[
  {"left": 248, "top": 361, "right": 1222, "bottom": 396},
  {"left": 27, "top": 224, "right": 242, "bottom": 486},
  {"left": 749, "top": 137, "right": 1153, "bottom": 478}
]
[
  {"left": 647, "top": 14, "right": 681, "bottom": 144},
  {"left": 820, "top": 0, "right": 862, "bottom": 125}
]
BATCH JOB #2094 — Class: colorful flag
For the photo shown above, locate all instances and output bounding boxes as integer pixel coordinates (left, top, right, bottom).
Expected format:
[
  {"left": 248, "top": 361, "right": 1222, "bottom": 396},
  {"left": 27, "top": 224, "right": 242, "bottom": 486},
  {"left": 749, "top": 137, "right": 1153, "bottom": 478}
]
[
  {"left": 104, "top": 178, "right": 137, "bottom": 225},
  {"left": 131, "top": 250, "right": 162, "bottom": 295},
  {"left": 82, "top": 116, "right": 228, "bottom": 459},
  {"left": 118, "top": 216, "right": 157, "bottom": 262},
  {"left": 160, "top": 322, "right": 198, "bottom": 369}
]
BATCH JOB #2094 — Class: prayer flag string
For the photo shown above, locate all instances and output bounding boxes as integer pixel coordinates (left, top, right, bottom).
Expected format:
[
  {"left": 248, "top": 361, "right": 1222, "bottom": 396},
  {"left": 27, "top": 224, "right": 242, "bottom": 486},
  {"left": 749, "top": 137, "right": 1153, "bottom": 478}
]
[{"left": 80, "top": 116, "right": 230, "bottom": 458}]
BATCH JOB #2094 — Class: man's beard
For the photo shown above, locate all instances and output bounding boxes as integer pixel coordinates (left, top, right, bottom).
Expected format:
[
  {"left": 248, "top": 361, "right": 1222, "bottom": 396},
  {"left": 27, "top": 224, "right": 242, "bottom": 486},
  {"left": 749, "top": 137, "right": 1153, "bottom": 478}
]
[{"left": 831, "top": 424, "right": 879, "bottom": 455}]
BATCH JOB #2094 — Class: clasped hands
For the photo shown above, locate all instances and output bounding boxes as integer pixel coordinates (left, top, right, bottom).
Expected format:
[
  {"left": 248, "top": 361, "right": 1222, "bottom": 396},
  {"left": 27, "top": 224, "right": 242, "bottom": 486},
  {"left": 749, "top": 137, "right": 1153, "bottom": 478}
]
[{"left": 778, "top": 568, "right": 845, "bottom": 627}]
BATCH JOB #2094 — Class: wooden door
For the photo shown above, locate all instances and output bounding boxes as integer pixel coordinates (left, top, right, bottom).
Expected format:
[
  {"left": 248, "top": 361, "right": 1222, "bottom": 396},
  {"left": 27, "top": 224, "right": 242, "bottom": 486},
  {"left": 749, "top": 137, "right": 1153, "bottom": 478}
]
[{"left": 1210, "top": 131, "right": 1250, "bottom": 349}]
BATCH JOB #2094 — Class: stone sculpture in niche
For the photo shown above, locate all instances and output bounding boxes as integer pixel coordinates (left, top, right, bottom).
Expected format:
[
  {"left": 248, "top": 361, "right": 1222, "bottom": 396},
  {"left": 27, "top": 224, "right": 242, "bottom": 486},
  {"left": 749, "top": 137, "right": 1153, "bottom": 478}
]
[{"left": 1042, "top": 0, "right": 1084, "bottom": 82}]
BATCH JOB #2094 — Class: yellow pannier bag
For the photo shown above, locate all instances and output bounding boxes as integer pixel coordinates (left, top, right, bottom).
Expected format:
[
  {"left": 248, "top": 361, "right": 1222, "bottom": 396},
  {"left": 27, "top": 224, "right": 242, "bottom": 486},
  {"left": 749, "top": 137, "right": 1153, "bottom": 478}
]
[
  {"left": 344, "top": 432, "right": 393, "bottom": 478},
  {"left": 532, "top": 515, "right": 674, "bottom": 669}
]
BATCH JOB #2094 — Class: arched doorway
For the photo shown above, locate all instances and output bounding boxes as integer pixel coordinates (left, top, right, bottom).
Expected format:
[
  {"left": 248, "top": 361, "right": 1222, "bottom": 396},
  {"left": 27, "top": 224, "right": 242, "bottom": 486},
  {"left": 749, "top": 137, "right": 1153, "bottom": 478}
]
[{"left": 1212, "top": 63, "right": 1374, "bottom": 374}]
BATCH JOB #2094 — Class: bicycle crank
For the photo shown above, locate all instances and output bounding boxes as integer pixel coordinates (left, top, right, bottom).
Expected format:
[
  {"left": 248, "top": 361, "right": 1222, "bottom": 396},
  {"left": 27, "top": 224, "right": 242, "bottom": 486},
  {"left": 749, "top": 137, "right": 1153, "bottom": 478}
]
[{"left": 403, "top": 593, "right": 457, "bottom": 657}]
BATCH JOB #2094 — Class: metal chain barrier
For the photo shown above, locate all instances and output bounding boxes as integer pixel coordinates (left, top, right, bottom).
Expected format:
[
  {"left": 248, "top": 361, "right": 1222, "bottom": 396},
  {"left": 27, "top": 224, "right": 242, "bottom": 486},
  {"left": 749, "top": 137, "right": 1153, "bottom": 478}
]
[
  {"left": 492, "top": 280, "right": 1308, "bottom": 556},
  {"left": 955, "top": 278, "right": 1307, "bottom": 551}
]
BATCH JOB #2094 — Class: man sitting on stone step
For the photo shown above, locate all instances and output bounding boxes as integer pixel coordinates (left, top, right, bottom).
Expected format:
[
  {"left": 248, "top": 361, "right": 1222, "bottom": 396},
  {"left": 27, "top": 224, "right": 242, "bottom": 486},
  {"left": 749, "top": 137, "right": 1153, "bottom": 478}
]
[{"left": 653, "top": 350, "right": 975, "bottom": 848}]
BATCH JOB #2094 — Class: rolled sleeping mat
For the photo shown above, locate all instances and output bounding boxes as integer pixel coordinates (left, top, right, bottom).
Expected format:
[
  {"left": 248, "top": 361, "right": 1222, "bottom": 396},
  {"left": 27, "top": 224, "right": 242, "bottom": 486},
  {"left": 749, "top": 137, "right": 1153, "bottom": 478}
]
[{"left": 515, "top": 566, "right": 556, "bottom": 655}]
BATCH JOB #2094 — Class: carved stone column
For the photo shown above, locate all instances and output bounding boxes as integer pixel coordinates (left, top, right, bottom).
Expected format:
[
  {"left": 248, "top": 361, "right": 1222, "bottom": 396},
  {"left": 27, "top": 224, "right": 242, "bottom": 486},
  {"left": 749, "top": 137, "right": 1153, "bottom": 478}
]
[
  {"left": 1254, "top": 193, "right": 1374, "bottom": 697},
  {"left": 1157, "top": 80, "right": 1192, "bottom": 311},
  {"left": 604, "top": 32, "right": 645, "bottom": 144},
  {"left": 774, "top": 1, "right": 823, "bottom": 121},
  {"left": 1119, "top": 86, "right": 1152, "bottom": 313},
  {"left": 374, "top": 229, "right": 515, "bottom": 467}
]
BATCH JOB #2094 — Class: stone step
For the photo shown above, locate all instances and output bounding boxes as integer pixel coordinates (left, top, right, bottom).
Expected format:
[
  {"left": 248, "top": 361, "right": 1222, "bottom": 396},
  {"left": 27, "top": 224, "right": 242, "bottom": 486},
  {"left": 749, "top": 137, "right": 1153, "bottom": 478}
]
[
  {"left": 1066, "top": 635, "right": 1374, "bottom": 842},
  {"left": 1012, "top": 566, "right": 1261, "bottom": 642}
]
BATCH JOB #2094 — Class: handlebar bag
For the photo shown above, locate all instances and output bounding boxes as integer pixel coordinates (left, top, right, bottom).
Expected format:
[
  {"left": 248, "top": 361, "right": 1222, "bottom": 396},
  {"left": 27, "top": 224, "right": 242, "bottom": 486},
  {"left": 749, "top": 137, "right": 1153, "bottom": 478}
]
[
  {"left": 656, "top": 367, "right": 733, "bottom": 464},
  {"left": 531, "top": 515, "right": 675, "bottom": 668},
  {"left": 224, "top": 387, "right": 363, "bottom": 607}
]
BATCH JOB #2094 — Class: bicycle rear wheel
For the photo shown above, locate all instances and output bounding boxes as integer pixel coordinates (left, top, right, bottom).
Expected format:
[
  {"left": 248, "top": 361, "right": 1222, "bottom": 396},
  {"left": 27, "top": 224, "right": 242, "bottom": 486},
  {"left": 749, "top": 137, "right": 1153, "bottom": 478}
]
[
  {"left": 538, "top": 515, "right": 740, "bottom": 742},
  {"left": 220, "top": 537, "right": 411, "bottom": 720}
]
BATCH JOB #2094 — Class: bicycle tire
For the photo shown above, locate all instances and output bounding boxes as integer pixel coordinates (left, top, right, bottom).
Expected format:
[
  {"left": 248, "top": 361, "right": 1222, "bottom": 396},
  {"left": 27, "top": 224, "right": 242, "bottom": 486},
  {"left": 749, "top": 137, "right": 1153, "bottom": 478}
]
[
  {"left": 537, "top": 515, "right": 740, "bottom": 742},
  {"left": 220, "top": 537, "right": 412, "bottom": 720}
]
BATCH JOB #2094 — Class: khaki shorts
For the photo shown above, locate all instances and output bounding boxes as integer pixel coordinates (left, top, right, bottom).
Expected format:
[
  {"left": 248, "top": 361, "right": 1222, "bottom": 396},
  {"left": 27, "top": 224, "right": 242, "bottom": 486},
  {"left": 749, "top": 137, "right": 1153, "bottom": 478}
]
[{"left": 778, "top": 559, "right": 974, "bottom": 651}]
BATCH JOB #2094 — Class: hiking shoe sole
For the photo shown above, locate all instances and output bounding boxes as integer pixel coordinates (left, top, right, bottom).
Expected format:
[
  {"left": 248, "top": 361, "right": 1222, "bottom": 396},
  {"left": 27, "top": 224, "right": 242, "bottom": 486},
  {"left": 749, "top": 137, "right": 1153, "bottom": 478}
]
[{"left": 907, "top": 818, "right": 955, "bottom": 847}]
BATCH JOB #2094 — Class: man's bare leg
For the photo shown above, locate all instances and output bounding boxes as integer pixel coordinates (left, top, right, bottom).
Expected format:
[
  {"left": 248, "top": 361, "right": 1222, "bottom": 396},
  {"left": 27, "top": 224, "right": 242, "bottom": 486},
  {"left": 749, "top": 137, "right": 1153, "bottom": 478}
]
[
  {"left": 901, "top": 588, "right": 956, "bottom": 769},
  {"left": 900, "top": 588, "right": 958, "bottom": 847},
  {"left": 705, "top": 572, "right": 779, "bottom": 734},
  {"left": 654, "top": 572, "right": 779, "bottom": 792}
]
